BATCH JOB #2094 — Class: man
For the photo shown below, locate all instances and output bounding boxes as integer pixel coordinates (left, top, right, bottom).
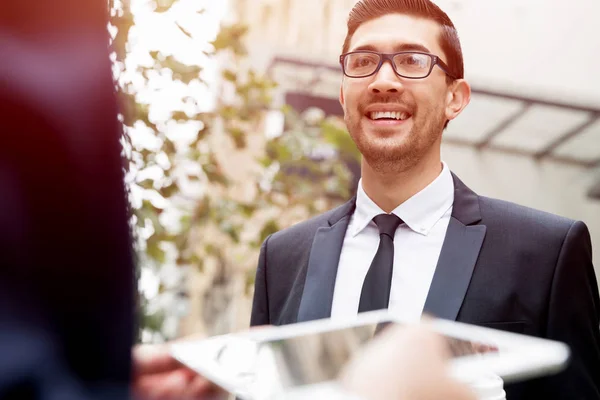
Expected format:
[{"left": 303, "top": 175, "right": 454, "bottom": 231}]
[
  {"left": 250, "top": 0, "right": 600, "bottom": 399},
  {"left": 0, "top": 2, "right": 475, "bottom": 400}
]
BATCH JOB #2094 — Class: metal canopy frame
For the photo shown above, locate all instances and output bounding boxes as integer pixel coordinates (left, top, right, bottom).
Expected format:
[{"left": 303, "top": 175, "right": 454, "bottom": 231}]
[
  {"left": 267, "top": 56, "right": 600, "bottom": 169},
  {"left": 445, "top": 88, "right": 600, "bottom": 168}
]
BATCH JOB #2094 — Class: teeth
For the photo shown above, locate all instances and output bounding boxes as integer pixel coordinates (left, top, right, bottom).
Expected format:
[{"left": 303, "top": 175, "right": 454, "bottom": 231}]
[{"left": 370, "top": 111, "right": 410, "bottom": 120}]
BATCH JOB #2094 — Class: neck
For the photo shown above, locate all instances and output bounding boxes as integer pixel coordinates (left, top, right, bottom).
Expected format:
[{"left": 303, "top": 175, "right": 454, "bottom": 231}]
[{"left": 360, "top": 149, "right": 443, "bottom": 213}]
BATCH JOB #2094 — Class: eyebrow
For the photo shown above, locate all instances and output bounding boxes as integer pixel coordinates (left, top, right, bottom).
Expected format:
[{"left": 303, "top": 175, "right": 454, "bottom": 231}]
[{"left": 350, "top": 43, "right": 432, "bottom": 54}]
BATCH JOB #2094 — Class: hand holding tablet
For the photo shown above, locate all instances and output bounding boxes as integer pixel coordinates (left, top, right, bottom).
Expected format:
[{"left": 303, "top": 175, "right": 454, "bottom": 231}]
[{"left": 170, "top": 311, "right": 570, "bottom": 400}]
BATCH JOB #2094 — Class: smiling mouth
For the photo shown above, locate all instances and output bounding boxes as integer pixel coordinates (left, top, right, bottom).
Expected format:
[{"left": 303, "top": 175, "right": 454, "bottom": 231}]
[
  {"left": 368, "top": 111, "right": 411, "bottom": 121},
  {"left": 367, "top": 111, "right": 412, "bottom": 122}
]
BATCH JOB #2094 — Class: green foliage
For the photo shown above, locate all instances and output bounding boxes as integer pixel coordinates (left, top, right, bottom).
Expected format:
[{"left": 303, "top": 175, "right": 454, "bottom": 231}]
[
  {"left": 110, "top": 0, "right": 356, "bottom": 339},
  {"left": 210, "top": 24, "right": 249, "bottom": 56}
]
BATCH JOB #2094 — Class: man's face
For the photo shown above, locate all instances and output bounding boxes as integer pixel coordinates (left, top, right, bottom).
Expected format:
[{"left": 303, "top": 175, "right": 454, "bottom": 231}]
[{"left": 340, "top": 14, "right": 461, "bottom": 173}]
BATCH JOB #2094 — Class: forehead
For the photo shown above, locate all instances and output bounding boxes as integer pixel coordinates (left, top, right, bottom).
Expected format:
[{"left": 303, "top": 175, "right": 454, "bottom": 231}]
[{"left": 348, "top": 13, "right": 444, "bottom": 56}]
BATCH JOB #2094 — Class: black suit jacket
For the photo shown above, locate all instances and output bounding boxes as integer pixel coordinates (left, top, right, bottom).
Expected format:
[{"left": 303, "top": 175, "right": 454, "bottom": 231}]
[{"left": 251, "top": 173, "right": 600, "bottom": 400}]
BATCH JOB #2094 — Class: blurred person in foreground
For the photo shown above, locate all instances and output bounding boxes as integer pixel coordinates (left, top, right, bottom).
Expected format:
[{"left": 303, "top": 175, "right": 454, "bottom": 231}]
[
  {"left": 250, "top": 0, "right": 600, "bottom": 399},
  {"left": 0, "top": 0, "right": 134, "bottom": 398},
  {"left": 0, "top": 1, "right": 475, "bottom": 400}
]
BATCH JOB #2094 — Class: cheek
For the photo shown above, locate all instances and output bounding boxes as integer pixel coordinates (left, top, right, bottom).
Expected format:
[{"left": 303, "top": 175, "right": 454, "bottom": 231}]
[
  {"left": 412, "top": 83, "right": 447, "bottom": 110},
  {"left": 342, "top": 83, "right": 365, "bottom": 111}
]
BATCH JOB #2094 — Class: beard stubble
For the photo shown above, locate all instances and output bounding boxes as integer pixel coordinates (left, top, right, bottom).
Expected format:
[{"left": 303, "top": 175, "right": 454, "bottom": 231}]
[{"left": 345, "top": 97, "right": 446, "bottom": 174}]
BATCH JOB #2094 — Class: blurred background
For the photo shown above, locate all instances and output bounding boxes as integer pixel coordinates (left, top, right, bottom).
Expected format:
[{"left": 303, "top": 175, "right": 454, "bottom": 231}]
[{"left": 108, "top": 0, "right": 600, "bottom": 343}]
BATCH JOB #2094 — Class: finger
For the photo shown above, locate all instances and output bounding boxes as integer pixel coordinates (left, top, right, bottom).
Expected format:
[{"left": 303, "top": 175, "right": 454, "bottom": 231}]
[
  {"left": 133, "top": 344, "right": 184, "bottom": 376},
  {"left": 134, "top": 369, "right": 190, "bottom": 400},
  {"left": 435, "top": 379, "right": 478, "bottom": 400},
  {"left": 182, "top": 376, "right": 224, "bottom": 400}
]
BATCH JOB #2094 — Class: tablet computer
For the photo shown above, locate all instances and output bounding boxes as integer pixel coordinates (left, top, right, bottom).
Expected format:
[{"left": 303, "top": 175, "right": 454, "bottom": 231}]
[{"left": 170, "top": 310, "right": 570, "bottom": 400}]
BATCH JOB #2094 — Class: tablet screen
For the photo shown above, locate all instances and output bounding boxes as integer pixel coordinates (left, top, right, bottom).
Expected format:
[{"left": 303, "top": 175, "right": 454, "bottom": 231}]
[{"left": 250, "top": 321, "right": 499, "bottom": 389}]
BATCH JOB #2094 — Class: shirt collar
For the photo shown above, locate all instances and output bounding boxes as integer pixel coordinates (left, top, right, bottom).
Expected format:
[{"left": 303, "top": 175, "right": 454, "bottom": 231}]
[{"left": 352, "top": 162, "right": 454, "bottom": 237}]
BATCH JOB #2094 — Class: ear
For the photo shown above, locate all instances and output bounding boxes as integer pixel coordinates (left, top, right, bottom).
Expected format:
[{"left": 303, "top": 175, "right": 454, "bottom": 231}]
[
  {"left": 339, "top": 84, "right": 345, "bottom": 107},
  {"left": 445, "top": 79, "right": 471, "bottom": 123}
]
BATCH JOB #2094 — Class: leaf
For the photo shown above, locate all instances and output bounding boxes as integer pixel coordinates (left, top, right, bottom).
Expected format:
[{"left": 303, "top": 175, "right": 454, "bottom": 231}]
[
  {"left": 259, "top": 219, "right": 280, "bottom": 243},
  {"left": 321, "top": 121, "right": 361, "bottom": 162},
  {"left": 141, "top": 199, "right": 163, "bottom": 216},
  {"left": 111, "top": 12, "right": 134, "bottom": 63},
  {"left": 149, "top": 51, "right": 162, "bottom": 61},
  {"left": 171, "top": 110, "right": 188, "bottom": 121},
  {"left": 205, "top": 243, "right": 219, "bottom": 256},
  {"left": 163, "top": 56, "right": 202, "bottom": 84},
  {"left": 154, "top": 0, "right": 177, "bottom": 13},
  {"left": 176, "top": 253, "right": 189, "bottom": 266},
  {"left": 136, "top": 103, "right": 152, "bottom": 124},
  {"left": 135, "top": 215, "right": 147, "bottom": 228},
  {"left": 238, "top": 203, "right": 257, "bottom": 218},
  {"left": 119, "top": 92, "right": 138, "bottom": 127},
  {"left": 159, "top": 181, "right": 179, "bottom": 198},
  {"left": 257, "top": 156, "right": 273, "bottom": 168},
  {"left": 221, "top": 221, "right": 241, "bottom": 243},
  {"left": 222, "top": 69, "right": 237, "bottom": 82},
  {"left": 227, "top": 126, "right": 246, "bottom": 149},
  {"left": 172, "top": 232, "right": 188, "bottom": 254},
  {"left": 162, "top": 138, "right": 176, "bottom": 155},
  {"left": 193, "top": 197, "right": 211, "bottom": 221},
  {"left": 146, "top": 239, "right": 166, "bottom": 264},
  {"left": 202, "top": 154, "right": 228, "bottom": 186},
  {"left": 138, "top": 178, "right": 155, "bottom": 190},
  {"left": 139, "top": 149, "right": 154, "bottom": 164},
  {"left": 179, "top": 215, "right": 192, "bottom": 231},
  {"left": 142, "top": 309, "right": 165, "bottom": 333},
  {"left": 178, "top": 253, "right": 204, "bottom": 271},
  {"left": 175, "top": 22, "right": 193, "bottom": 39},
  {"left": 266, "top": 140, "right": 293, "bottom": 162},
  {"left": 210, "top": 24, "right": 249, "bottom": 56}
]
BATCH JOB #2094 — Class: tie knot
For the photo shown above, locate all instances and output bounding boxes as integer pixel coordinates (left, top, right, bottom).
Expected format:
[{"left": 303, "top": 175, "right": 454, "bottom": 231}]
[{"left": 373, "top": 213, "right": 402, "bottom": 239}]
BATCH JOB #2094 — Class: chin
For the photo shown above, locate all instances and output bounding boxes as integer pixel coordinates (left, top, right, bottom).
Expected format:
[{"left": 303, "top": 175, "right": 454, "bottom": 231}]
[
  {"left": 362, "top": 119, "right": 413, "bottom": 138},
  {"left": 360, "top": 141, "right": 414, "bottom": 167}
]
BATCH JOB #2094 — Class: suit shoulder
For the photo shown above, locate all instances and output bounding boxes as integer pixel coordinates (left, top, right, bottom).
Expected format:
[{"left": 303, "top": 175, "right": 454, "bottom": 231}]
[
  {"left": 266, "top": 202, "right": 350, "bottom": 247},
  {"left": 478, "top": 195, "right": 576, "bottom": 232}
]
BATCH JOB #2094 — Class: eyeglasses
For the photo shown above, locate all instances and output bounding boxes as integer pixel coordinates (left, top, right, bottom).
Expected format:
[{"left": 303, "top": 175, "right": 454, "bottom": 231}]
[{"left": 339, "top": 50, "right": 456, "bottom": 79}]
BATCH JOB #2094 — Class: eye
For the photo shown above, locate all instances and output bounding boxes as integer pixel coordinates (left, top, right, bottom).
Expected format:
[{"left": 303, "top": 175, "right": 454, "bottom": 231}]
[
  {"left": 402, "top": 56, "right": 423, "bottom": 66},
  {"left": 395, "top": 53, "right": 429, "bottom": 70},
  {"left": 352, "top": 55, "right": 377, "bottom": 68}
]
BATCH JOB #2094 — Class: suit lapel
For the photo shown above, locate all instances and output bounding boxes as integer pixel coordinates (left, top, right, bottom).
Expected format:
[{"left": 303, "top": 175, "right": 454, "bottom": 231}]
[
  {"left": 423, "top": 174, "right": 486, "bottom": 320},
  {"left": 297, "top": 198, "right": 355, "bottom": 323}
]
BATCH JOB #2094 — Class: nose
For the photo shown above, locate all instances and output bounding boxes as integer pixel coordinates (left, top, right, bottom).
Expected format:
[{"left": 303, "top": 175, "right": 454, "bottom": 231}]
[{"left": 368, "top": 61, "right": 404, "bottom": 94}]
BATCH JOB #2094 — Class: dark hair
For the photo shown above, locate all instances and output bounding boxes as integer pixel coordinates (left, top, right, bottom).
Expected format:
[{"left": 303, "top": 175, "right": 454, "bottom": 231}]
[{"left": 342, "top": 0, "right": 464, "bottom": 81}]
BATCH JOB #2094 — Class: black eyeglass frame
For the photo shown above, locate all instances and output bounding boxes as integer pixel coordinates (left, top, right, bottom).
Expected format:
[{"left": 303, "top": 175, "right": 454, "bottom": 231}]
[{"left": 339, "top": 50, "right": 457, "bottom": 80}]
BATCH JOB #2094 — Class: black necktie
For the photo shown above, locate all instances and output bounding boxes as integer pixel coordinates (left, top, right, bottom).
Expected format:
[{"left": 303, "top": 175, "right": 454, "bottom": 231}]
[{"left": 358, "top": 213, "right": 402, "bottom": 313}]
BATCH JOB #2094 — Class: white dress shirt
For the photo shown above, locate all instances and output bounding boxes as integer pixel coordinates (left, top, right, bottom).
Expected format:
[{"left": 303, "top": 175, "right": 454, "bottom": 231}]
[{"left": 330, "top": 162, "right": 455, "bottom": 322}]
